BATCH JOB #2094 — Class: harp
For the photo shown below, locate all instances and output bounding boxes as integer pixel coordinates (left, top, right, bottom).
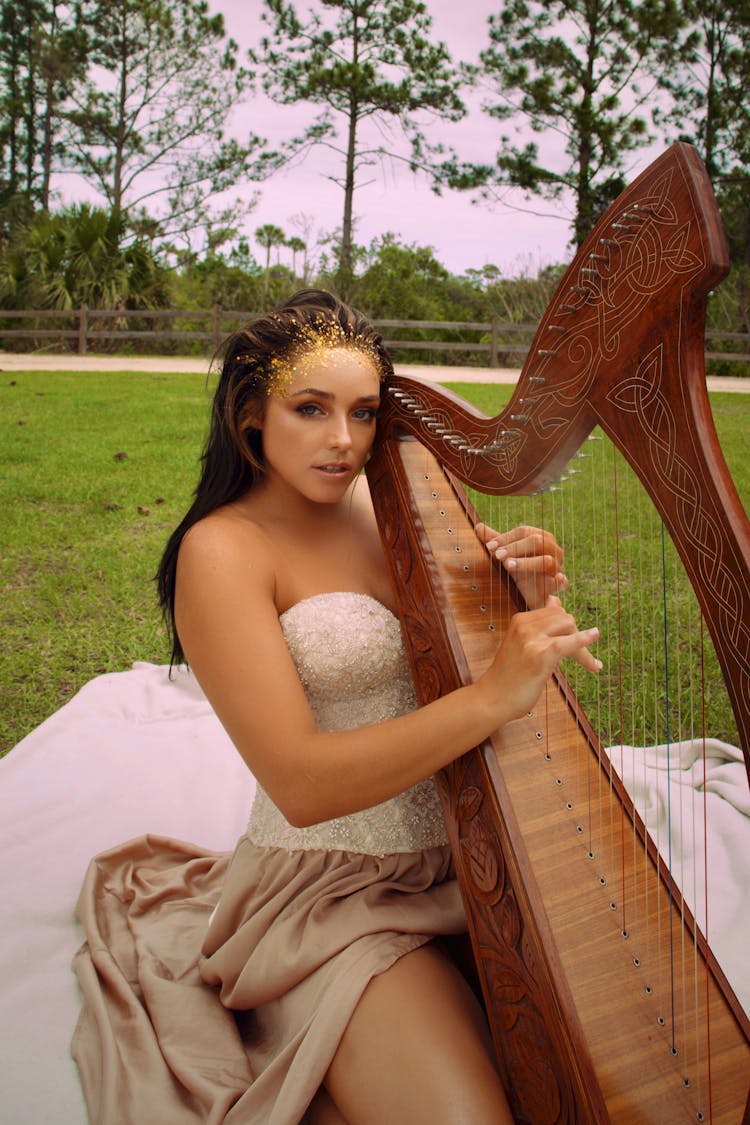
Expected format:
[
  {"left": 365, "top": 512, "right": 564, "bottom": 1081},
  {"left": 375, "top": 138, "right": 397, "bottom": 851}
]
[{"left": 366, "top": 143, "right": 750, "bottom": 1123}]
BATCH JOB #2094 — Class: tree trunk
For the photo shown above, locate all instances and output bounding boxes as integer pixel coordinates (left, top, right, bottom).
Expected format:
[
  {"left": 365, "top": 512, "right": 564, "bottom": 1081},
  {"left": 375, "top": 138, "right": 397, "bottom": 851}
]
[
  {"left": 263, "top": 243, "right": 271, "bottom": 301},
  {"left": 112, "top": 3, "right": 129, "bottom": 212},
  {"left": 341, "top": 102, "right": 357, "bottom": 275},
  {"left": 339, "top": 0, "right": 361, "bottom": 286},
  {"left": 22, "top": 13, "right": 37, "bottom": 198},
  {"left": 703, "top": 10, "right": 721, "bottom": 179},
  {"left": 40, "top": 75, "right": 54, "bottom": 210},
  {"left": 6, "top": 8, "right": 22, "bottom": 196},
  {"left": 40, "top": 1, "right": 62, "bottom": 212},
  {"left": 574, "top": 18, "right": 597, "bottom": 248}
]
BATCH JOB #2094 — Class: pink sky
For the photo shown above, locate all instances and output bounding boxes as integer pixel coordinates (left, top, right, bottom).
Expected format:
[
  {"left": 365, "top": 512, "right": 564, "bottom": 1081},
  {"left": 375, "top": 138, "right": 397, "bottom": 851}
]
[
  {"left": 211, "top": 0, "right": 577, "bottom": 277},
  {"left": 51, "top": 1, "right": 666, "bottom": 278}
]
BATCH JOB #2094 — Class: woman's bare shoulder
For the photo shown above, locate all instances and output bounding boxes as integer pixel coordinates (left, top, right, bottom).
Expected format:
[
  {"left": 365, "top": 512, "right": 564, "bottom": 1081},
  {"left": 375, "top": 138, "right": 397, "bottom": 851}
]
[{"left": 177, "top": 504, "right": 278, "bottom": 594}]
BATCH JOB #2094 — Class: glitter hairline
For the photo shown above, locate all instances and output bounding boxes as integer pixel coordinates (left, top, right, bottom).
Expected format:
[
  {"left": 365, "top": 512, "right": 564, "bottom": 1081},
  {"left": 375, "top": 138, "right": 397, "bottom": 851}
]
[{"left": 232, "top": 320, "right": 386, "bottom": 395}]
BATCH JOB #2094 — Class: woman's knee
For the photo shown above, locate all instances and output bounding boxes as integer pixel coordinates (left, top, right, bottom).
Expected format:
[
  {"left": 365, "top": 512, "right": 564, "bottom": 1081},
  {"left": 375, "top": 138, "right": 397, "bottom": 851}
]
[{"left": 324, "top": 943, "right": 512, "bottom": 1125}]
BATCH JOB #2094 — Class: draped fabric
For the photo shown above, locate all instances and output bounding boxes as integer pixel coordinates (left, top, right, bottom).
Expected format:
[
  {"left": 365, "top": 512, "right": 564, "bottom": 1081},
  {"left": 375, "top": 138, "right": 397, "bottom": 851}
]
[{"left": 72, "top": 835, "right": 464, "bottom": 1125}]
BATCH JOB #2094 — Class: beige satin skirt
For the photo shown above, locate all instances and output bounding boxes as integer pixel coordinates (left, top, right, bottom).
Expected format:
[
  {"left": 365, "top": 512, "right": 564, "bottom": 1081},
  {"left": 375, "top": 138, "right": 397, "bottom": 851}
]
[{"left": 72, "top": 833, "right": 466, "bottom": 1124}]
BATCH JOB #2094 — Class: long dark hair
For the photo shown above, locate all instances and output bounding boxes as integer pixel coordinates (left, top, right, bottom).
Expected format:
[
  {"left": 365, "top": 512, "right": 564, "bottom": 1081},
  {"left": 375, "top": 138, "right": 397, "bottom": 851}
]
[{"left": 156, "top": 288, "right": 393, "bottom": 666}]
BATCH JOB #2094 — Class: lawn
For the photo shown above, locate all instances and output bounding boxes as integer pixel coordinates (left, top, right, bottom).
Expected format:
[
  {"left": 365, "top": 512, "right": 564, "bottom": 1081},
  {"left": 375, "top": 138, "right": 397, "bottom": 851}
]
[
  {"left": 1, "top": 368, "right": 211, "bottom": 753},
  {"left": 1, "top": 369, "right": 748, "bottom": 754}
]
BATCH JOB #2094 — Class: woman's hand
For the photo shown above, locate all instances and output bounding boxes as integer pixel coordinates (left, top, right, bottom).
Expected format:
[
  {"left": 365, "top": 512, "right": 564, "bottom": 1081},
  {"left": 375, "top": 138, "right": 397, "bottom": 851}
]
[
  {"left": 480, "top": 596, "right": 601, "bottom": 724},
  {"left": 474, "top": 522, "right": 569, "bottom": 610}
]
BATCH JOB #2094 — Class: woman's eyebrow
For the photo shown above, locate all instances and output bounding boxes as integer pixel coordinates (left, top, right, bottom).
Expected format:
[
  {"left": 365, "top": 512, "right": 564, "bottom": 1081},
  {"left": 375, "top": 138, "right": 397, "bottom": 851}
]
[
  {"left": 288, "top": 387, "right": 333, "bottom": 399},
  {"left": 288, "top": 388, "right": 380, "bottom": 403}
]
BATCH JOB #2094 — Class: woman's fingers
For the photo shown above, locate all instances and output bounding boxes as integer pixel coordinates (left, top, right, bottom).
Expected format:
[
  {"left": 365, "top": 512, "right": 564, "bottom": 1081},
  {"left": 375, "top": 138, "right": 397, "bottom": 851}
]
[
  {"left": 537, "top": 599, "right": 602, "bottom": 671},
  {"left": 476, "top": 522, "right": 564, "bottom": 567},
  {"left": 484, "top": 598, "right": 602, "bottom": 722},
  {"left": 516, "top": 598, "right": 602, "bottom": 673},
  {"left": 475, "top": 524, "right": 567, "bottom": 604}
]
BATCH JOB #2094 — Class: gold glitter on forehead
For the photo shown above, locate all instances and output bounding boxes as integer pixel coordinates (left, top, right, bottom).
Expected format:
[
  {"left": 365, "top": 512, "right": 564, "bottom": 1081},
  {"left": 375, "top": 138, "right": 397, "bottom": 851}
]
[{"left": 266, "top": 320, "right": 384, "bottom": 396}]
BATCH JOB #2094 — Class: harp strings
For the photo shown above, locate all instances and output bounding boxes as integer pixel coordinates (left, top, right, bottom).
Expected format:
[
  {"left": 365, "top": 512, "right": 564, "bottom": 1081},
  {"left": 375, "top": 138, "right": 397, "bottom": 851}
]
[
  {"left": 397, "top": 421, "right": 745, "bottom": 1116},
  {"left": 471, "top": 430, "right": 721, "bottom": 1103}
]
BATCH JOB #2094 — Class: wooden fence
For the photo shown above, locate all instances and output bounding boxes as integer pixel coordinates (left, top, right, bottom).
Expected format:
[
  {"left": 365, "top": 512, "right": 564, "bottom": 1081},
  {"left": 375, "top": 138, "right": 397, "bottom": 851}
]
[{"left": 1, "top": 306, "right": 748, "bottom": 366}]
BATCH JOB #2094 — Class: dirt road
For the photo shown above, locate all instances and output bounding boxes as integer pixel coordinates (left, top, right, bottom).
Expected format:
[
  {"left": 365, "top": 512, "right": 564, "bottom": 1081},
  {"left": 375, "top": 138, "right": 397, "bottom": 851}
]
[{"left": 1, "top": 352, "right": 747, "bottom": 392}]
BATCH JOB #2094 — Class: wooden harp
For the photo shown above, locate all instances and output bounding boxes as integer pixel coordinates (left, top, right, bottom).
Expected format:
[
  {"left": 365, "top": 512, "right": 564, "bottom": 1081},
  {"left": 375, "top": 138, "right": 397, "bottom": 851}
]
[{"left": 366, "top": 142, "right": 750, "bottom": 1123}]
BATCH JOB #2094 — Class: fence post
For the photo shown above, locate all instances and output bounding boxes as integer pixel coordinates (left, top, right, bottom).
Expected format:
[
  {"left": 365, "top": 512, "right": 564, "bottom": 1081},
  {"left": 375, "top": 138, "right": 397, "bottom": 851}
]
[
  {"left": 489, "top": 315, "right": 500, "bottom": 367},
  {"left": 78, "top": 305, "right": 88, "bottom": 355},
  {"left": 212, "top": 304, "right": 222, "bottom": 352}
]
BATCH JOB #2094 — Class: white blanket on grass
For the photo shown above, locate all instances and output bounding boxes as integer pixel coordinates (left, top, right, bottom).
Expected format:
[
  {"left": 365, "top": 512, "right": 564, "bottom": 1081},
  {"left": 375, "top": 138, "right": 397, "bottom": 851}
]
[
  {"left": 0, "top": 663, "right": 256, "bottom": 1125},
  {"left": 0, "top": 664, "right": 748, "bottom": 1124},
  {"left": 611, "top": 738, "right": 750, "bottom": 1010}
]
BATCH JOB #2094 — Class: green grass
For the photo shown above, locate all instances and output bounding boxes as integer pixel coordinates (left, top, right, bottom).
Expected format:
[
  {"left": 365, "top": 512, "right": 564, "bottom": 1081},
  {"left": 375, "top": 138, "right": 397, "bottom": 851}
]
[
  {"left": 0, "top": 368, "right": 213, "bottom": 753},
  {"left": 1, "top": 371, "right": 748, "bottom": 755}
]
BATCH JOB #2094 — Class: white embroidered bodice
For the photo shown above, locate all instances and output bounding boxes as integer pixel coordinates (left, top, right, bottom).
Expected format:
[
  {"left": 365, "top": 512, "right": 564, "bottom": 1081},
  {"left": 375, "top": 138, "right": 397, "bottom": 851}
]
[{"left": 245, "top": 592, "right": 448, "bottom": 855}]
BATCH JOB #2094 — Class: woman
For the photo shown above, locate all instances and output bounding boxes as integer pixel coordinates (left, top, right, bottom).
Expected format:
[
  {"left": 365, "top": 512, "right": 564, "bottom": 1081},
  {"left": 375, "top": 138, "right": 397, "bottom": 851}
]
[{"left": 75, "top": 289, "right": 600, "bottom": 1124}]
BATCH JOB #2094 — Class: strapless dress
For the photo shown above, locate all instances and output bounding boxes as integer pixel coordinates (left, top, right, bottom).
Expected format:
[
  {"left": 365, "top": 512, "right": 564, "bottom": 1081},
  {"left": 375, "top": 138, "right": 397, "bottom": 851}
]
[{"left": 72, "top": 592, "right": 466, "bottom": 1125}]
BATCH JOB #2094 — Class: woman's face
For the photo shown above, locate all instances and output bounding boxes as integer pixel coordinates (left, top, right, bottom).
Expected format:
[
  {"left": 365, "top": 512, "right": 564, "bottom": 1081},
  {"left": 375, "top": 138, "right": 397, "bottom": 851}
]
[{"left": 257, "top": 345, "right": 381, "bottom": 505}]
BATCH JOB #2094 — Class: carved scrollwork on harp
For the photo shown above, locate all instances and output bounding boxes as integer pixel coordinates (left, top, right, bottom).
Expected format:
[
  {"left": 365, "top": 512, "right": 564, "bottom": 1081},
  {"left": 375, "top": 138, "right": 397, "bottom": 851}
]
[{"left": 367, "top": 142, "right": 750, "bottom": 1124}]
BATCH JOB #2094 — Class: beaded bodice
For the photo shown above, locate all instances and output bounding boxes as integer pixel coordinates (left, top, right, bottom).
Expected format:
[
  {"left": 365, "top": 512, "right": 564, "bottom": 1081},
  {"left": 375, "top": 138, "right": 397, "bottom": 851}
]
[{"left": 245, "top": 592, "right": 448, "bottom": 855}]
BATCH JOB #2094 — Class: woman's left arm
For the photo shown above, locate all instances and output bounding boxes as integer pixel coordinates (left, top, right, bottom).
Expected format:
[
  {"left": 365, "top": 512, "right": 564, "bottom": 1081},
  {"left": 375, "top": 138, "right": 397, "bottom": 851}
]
[{"left": 474, "top": 522, "right": 570, "bottom": 610}]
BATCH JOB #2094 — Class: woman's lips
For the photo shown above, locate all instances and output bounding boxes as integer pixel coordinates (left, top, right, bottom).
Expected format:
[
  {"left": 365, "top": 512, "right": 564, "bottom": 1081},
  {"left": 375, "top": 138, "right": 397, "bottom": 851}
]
[{"left": 315, "top": 463, "right": 350, "bottom": 474}]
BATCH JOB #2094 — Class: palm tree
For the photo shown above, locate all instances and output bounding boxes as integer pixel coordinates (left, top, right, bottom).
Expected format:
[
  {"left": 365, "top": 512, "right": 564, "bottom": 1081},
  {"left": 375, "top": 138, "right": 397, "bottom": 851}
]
[
  {"left": 0, "top": 203, "right": 168, "bottom": 319},
  {"left": 286, "top": 236, "right": 306, "bottom": 280},
  {"left": 255, "top": 223, "right": 286, "bottom": 300}
]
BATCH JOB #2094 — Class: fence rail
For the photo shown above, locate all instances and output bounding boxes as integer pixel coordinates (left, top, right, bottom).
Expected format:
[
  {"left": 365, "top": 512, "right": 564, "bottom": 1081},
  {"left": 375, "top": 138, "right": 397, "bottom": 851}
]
[{"left": 1, "top": 306, "right": 748, "bottom": 366}]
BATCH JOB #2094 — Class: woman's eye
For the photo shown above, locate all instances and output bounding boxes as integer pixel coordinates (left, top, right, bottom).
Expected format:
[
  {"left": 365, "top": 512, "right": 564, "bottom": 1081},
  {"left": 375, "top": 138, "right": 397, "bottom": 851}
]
[
  {"left": 296, "top": 403, "right": 323, "bottom": 416},
  {"left": 353, "top": 408, "right": 378, "bottom": 422}
]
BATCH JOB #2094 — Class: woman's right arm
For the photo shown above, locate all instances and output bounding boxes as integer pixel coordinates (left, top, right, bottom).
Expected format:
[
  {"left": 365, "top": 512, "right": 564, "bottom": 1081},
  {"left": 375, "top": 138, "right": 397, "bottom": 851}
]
[{"left": 175, "top": 517, "right": 601, "bottom": 829}]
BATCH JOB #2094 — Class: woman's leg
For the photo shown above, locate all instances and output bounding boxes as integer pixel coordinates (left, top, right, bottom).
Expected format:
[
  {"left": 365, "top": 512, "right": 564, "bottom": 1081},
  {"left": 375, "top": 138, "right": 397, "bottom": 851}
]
[
  {"left": 308, "top": 1087, "right": 349, "bottom": 1125},
  {"left": 323, "top": 942, "right": 513, "bottom": 1125}
]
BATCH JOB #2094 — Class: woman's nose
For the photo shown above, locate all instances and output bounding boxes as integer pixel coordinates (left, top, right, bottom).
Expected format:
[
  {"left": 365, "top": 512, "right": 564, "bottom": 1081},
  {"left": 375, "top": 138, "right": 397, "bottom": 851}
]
[{"left": 327, "top": 414, "right": 353, "bottom": 450}]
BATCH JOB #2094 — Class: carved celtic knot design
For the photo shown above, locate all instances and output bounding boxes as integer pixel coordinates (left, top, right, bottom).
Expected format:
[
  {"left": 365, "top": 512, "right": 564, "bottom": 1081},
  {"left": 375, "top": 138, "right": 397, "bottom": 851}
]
[
  {"left": 502, "top": 164, "right": 708, "bottom": 475},
  {"left": 386, "top": 158, "right": 714, "bottom": 499},
  {"left": 606, "top": 345, "right": 750, "bottom": 685}
]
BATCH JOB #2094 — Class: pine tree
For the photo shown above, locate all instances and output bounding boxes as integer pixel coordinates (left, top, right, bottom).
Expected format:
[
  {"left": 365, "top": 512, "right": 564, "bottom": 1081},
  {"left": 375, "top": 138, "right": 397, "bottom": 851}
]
[
  {"left": 655, "top": 0, "right": 750, "bottom": 269},
  {"left": 255, "top": 0, "right": 466, "bottom": 280},
  {"left": 458, "top": 0, "right": 685, "bottom": 247},
  {"left": 62, "top": 0, "right": 280, "bottom": 253},
  {"left": 0, "top": 0, "right": 87, "bottom": 211}
]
